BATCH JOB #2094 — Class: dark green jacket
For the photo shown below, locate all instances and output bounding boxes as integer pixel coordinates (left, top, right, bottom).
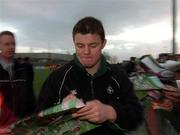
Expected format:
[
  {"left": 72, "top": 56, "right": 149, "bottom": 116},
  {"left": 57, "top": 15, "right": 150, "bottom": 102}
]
[{"left": 37, "top": 56, "right": 143, "bottom": 135}]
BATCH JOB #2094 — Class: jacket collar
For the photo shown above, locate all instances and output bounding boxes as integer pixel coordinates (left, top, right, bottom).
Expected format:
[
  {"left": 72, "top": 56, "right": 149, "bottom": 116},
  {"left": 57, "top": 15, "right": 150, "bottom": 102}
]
[
  {"left": 73, "top": 54, "right": 108, "bottom": 78},
  {"left": 0, "top": 58, "right": 13, "bottom": 69}
]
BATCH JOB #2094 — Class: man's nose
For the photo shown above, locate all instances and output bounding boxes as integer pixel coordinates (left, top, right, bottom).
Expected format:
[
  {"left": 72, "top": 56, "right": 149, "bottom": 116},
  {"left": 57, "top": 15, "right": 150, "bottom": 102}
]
[
  {"left": 84, "top": 46, "right": 90, "bottom": 54},
  {"left": 8, "top": 43, "right": 15, "bottom": 49}
]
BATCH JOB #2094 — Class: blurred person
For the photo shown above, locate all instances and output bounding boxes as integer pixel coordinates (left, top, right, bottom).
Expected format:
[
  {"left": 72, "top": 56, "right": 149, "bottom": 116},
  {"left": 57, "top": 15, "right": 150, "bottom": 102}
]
[
  {"left": 0, "top": 31, "right": 36, "bottom": 134},
  {"left": 15, "top": 57, "right": 23, "bottom": 64},
  {"left": 146, "top": 84, "right": 180, "bottom": 135}
]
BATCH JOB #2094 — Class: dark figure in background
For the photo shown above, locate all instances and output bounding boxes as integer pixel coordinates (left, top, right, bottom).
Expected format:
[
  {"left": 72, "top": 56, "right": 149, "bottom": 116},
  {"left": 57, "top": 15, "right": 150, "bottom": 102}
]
[
  {"left": 22, "top": 57, "right": 36, "bottom": 117},
  {"left": 157, "top": 53, "right": 169, "bottom": 63},
  {"left": 0, "top": 31, "right": 36, "bottom": 134},
  {"left": 16, "top": 57, "right": 23, "bottom": 64},
  {"left": 23, "top": 57, "right": 34, "bottom": 84},
  {"left": 37, "top": 17, "right": 143, "bottom": 135}
]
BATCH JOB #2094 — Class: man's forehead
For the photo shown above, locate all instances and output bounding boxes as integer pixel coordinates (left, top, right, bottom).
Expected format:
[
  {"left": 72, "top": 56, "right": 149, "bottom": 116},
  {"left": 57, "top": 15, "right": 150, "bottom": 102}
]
[
  {"left": 0, "top": 34, "right": 14, "bottom": 39},
  {"left": 74, "top": 33, "right": 101, "bottom": 40},
  {"left": 0, "top": 35, "right": 15, "bottom": 46},
  {"left": 0, "top": 35, "right": 15, "bottom": 41}
]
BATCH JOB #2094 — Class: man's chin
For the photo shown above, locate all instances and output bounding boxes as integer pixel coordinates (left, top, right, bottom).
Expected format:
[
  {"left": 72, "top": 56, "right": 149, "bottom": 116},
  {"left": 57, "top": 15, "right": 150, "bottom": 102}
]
[
  {"left": 83, "top": 64, "right": 94, "bottom": 69},
  {"left": 5, "top": 55, "right": 14, "bottom": 60}
]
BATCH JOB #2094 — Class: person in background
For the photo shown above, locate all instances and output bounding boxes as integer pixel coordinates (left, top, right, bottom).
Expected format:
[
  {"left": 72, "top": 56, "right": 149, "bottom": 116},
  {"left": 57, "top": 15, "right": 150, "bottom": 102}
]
[
  {"left": 0, "top": 31, "right": 36, "bottom": 134},
  {"left": 157, "top": 53, "right": 169, "bottom": 63},
  {"left": 37, "top": 17, "right": 143, "bottom": 135}
]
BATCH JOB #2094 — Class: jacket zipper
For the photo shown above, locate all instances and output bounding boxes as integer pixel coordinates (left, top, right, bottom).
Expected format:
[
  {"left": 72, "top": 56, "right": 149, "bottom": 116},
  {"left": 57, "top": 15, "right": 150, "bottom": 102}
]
[
  {"left": 90, "top": 78, "right": 95, "bottom": 99},
  {"left": 10, "top": 69, "right": 14, "bottom": 88}
]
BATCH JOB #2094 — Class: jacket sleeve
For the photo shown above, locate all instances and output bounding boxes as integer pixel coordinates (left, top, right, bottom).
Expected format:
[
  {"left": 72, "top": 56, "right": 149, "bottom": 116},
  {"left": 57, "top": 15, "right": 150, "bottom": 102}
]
[
  {"left": 36, "top": 71, "right": 60, "bottom": 112},
  {"left": 108, "top": 69, "right": 143, "bottom": 131}
]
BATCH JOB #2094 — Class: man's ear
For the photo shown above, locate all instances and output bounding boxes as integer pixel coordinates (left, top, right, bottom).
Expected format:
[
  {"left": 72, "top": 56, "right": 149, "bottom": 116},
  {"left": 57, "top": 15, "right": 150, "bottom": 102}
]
[{"left": 102, "top": 39, "right": 106, "bottom": 49}]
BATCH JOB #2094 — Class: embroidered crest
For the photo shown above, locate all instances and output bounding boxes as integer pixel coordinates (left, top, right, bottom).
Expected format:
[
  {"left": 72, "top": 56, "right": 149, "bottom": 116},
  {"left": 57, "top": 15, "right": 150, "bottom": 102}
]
[{"left": 106, "top": 86, "right": 114, "bottom": 94}]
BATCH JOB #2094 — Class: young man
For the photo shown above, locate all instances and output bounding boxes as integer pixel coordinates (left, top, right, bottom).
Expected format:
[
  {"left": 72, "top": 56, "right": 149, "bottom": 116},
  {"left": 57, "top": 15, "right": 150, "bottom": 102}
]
[
  {"left": 37, "top": 17, "right": 143, "bottom": 135},
  {"left": 0, "top": 31, "right": 36, "bottom": 131}
]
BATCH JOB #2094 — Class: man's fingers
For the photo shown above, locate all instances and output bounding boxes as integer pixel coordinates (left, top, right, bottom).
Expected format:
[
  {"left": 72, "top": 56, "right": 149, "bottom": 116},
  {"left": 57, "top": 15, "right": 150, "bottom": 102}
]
[
  {"left": 78, "top": 113, "right": 96, "bottom": 120},
  {"left": 152, "top": 100, "right": 173, "bottom": 111},
  {"left": 164, "top": 85, "right": 177, "bottom": 91},
  {"left": 77, "top": 113, "right": 101, "bottom": 123},
  {"left": 78, "top": 113, "right": 104, "bottom": 123},
  {"left": 164, "top": 92, "right": 180, "bottom": 99},
  {"left": 72, "top": 103, "right": 95, "bottom": 118},
  {"left": 72, "top": 108, "right": 95, "bottom": 118},
  {"left": 165, "top": 95, "right": 180, "bottom": 102},
  {"left": 75, "top": 102, "right": 94, "bottom": 114},
  {"left": 164, "top": 91, "right": 179, "bottom": 96}
]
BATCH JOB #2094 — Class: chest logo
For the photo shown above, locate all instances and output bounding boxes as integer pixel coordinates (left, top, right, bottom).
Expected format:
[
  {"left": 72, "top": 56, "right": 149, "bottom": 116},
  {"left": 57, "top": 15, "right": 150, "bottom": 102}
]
[{"left": 106, "top": 86, "right": 114, "bottom": 94}]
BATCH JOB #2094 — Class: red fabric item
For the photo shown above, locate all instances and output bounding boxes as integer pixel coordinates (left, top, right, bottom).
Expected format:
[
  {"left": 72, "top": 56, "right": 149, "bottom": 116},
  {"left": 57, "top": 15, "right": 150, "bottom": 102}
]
[
  {"left": 0, "top": 92, "right": 17, "bottom": 127},
  {"left": 0, "top": 92, "right": 4, "bottom": 111}
]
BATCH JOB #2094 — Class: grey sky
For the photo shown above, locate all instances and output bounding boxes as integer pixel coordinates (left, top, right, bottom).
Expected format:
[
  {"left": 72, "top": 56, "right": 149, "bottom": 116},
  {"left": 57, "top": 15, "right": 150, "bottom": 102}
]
[{"left": 0, "top": 0, "right": 180, "bottom": 61}]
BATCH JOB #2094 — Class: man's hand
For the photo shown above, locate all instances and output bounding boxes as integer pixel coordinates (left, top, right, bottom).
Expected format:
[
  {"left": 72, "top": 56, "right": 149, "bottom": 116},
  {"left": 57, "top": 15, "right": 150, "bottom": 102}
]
[
  {"left": 62, "top": 93, "right": 77, "bottom": 103},
  {"left": 152, "top": 99, "right": 174, "bottom": 111},
  {"left": 164, "top": 85, "right": 180, "bottom": 103},
  {"left": 38, "top": 93, "right": 77, "bottom": 117},
  {"left": 0, "top": 126, "right": 13, "bottom": 135},
  {"left": 72, "top": 100, "right": 117, "bottom": 124}
]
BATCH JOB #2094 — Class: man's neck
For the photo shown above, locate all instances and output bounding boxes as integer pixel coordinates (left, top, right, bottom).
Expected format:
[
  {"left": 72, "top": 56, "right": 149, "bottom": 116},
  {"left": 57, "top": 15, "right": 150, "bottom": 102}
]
[
  {"left": 85, "top": 60, "right": 101, "bottom": 75},
  {"left": 0, "top": 56, "right": 13, "bottom": 64}
]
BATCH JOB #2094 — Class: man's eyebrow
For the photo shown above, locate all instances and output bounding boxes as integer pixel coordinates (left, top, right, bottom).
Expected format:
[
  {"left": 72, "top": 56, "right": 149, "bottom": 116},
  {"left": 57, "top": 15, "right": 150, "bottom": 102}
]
[
  {"left": 75, "top": 42, "right": 84, "bottom": 45},
  {"left": 88, "top": 42, "right": 98, "bottom": 45},
  {"left": 75, "top": 42, "right": 99, "bottom": 45}
]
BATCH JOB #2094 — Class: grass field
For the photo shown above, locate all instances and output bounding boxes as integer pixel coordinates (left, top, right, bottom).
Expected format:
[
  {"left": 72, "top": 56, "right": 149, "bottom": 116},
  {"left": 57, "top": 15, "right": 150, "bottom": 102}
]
[{"left": 33, "top": 68, "right": 52, "bottom": 97}]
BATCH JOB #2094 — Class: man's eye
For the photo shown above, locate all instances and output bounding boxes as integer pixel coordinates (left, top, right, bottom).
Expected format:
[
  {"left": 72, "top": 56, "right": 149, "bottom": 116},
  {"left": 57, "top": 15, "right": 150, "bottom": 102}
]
[
  {"left": 76, "top": 44, "right": 84, "bottom": 48},
  {"left": 90, "top": 44, "right": 97, "bottom": 48}
]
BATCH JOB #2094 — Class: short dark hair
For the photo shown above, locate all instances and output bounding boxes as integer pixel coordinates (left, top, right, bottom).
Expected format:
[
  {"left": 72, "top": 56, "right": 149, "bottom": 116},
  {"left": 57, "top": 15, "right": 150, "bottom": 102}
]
[
  {"left": 72, "top": 17, "right": 105, "bottom": 41},
  {"left": 24, "top": 57, "right": 30, "bottom": 61},
  {"left": 0, "top": 31, "right": 15, "bottom": 38}
]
